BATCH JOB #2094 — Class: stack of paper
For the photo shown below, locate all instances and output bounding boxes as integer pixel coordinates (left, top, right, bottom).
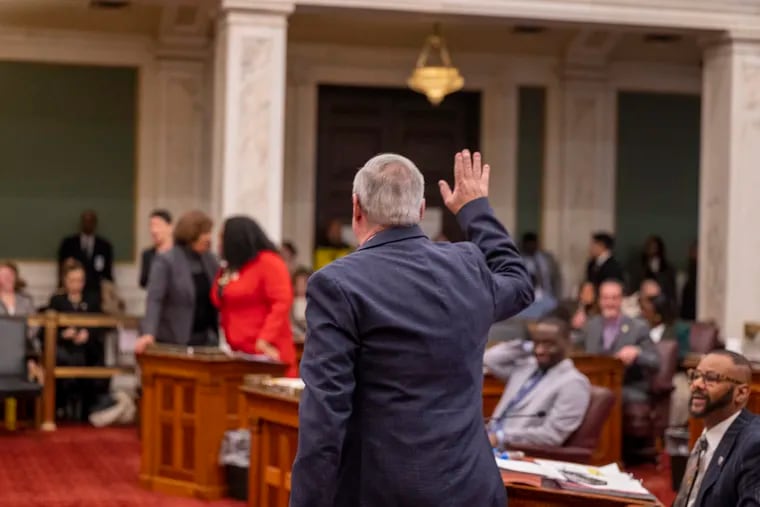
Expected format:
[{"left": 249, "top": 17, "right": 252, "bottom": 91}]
[{"left": 495, "top": 456, "right": 656, "bottom": 501}]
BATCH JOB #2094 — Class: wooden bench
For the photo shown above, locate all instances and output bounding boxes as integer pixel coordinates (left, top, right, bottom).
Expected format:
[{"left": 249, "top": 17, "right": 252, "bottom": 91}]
[{"left": 26, "top": 311, "right": 141, "bottom": 431}]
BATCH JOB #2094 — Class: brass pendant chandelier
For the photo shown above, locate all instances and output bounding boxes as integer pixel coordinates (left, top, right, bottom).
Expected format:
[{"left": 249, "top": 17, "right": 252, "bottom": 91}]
[{"left": 407, "top": 24, "right": 465, "bottom": 106}]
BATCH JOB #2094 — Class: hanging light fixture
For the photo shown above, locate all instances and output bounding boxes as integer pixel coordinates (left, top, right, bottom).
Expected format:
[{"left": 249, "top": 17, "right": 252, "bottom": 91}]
[{"left": 407, "top": 23, "right": 465, "bottom": 106}]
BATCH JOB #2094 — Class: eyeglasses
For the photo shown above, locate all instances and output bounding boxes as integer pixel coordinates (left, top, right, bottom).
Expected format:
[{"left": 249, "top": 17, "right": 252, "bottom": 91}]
[{"left": 687, "top": 368, "right": 744, "bottom": 386}]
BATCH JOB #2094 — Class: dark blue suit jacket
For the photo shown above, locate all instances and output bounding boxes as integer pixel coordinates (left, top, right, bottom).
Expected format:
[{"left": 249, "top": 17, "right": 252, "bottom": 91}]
[
  {"left": 694, "top": 408, "right": 760, "bottom": 507},
  {"left": 290, "top": 198, "right": 534, "bottom": 507}
]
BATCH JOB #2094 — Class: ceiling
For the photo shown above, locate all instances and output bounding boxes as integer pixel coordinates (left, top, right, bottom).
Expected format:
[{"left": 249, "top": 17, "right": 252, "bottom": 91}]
[{"left": 0, "top": 1, "right": 703, "bottom": 65}]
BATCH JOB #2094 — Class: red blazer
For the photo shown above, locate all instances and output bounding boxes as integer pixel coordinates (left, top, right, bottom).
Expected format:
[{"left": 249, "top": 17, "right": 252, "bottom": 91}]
[{"left": 211, "top": 251, "right": 297, "bottom": 377}]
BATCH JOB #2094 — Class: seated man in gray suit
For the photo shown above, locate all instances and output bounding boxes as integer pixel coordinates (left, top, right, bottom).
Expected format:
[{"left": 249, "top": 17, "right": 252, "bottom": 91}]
[
  {"left": 484, "top": 318, "right": 591, "bottom": 448},
  {"left": 575, "top": 279, "right": 659, "bottom": 403}
]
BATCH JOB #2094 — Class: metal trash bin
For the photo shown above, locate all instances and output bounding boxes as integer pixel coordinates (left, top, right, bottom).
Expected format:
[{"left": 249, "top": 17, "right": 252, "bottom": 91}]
[
  {"left": 220, "top": 429, "right": 250, "bottom": 500},
  {"left": 665, "top": 427, "right": 691, "bottom": 491}
]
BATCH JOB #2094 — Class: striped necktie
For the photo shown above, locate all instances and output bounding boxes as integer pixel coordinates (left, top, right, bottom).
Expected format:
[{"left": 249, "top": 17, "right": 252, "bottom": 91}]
[{"left": 673, "top": 436, "right": 708, "bottom": 507}]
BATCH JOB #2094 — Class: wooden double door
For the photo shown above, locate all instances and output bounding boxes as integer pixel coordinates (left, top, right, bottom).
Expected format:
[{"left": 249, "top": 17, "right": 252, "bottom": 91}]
[{"left": 316, "top": 85, "right": 481, "bottom": 243}]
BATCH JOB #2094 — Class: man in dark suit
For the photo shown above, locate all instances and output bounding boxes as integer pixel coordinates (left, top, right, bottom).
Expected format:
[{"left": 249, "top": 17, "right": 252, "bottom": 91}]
[
  {"left": 586, "top": 232, "right": 625, "bottom": 289},
  {"left": 139, "top": 209, "right": 173, "bottom": 289},
  {"left": 575, "top": 279, "right": 659, "bottom": 404},
  {"left": 290, "top": 150, "right": 534, "bottom": 507},
  {"left": 57, "top": 210, "right": 113, "bottom": 298},
  {"left": 675, "top": 350, "right": 760, "bottom": 507}
]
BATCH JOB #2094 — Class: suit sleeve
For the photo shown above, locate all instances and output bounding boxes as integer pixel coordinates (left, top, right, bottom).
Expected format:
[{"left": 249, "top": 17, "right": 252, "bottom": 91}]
[
  {"left": 504, "top": 376, "right": 591, "bottom": 447},
  {"left": 290, "top": 270, "right": 358, "bottom": 507},
  {"left": 257, "top": 255, "right": 293, "bottom": 349},
  {"left": 141, "top": 256, "right": 169, "bottom": 337},
  {"left": 456, "top": 198, "right": 534, "bottom": 321},
  {"left": 737, "top": 437, "right": 760, "bottom": 506},
  {"left": 139, "top": 250, "right": 150, "bottom": 289},
  {"left": 634, "top": 323, "right": 660, "bottom": 371},
  {"left": 103, "top": 240, "right": 114, "bottom": 281},
  {"left": 483, "top": 340, "right": 533, "bottom": 381}
]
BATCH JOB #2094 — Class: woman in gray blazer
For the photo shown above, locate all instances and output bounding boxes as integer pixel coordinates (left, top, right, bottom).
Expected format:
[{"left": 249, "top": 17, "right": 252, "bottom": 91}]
[
  {"left": 0, "top": 260, "right": 43, "bottom": 382},
  {"left": 135, "top": 210, "right": 220, "bottom": 353}
]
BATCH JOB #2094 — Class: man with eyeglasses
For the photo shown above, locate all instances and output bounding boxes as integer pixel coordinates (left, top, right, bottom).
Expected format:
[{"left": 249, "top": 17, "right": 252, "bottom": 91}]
[{"left": 674, "top": 350, "right": 760, "bottom": 507}]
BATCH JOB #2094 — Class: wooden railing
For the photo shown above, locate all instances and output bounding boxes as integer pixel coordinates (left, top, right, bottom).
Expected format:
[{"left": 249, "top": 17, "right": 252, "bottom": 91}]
[{"left": 27, "top": 311, "right": 141, "bottom": 431}]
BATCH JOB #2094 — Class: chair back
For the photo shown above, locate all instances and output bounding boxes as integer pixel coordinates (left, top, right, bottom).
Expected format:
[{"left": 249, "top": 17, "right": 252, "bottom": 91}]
[
  {"left": 0, "top": 316, "right": 28, "bottom": 377},
  {"left": 689, "top": 321, "right": 720, "bottom": 354},
  {"left": 652, "top": 340, "right": 679, "bottom": 394},
  {"left": 564, "top": 386, "right": 616, "bottom": 450}
]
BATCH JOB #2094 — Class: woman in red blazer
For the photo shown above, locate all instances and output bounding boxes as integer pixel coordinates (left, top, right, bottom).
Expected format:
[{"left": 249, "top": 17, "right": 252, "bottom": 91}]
[{"left": 211, "top": 216, "right": 297, "bottom": 377}]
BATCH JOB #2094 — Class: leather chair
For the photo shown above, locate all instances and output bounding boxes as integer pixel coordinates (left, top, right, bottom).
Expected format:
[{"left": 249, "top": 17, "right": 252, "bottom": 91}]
[
  {"left": 0, "top": 316, "right": 43, "bottom": 428},
  {"left": 689, "top": 321, "right": 721, "bottom": 354},
  {"left": 623, "top": 339, "right": 679, "bottom": 462},
  {"left": 507, "top": 385, "right": 615, "bottom": 464}
]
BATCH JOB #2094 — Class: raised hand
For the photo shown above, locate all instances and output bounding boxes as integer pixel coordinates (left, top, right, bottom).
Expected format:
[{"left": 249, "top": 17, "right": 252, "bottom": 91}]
[{"left": 438, "top": 149, "right": 490, "bottom": 215}]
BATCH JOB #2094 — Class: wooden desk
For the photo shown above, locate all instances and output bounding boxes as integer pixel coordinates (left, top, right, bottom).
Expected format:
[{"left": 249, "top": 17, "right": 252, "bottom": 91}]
[
  {"left": 484, "top": 354, "right": 625, "bottom": 466},
  {"left": 138, "top": 347, "right": 285, "bottom": 500},
  {"left": 688, "top": 366, "right": 760, "bottom": 447},
  {"left": 241, "top": 386, "right": 657, "bottom": 507}
]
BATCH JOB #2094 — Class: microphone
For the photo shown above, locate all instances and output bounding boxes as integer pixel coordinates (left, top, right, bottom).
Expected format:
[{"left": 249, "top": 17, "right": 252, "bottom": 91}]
[
  {"left": 485, "top": 410, "right": 546, "bottom": 426},
  {"left": 501, "top": 410, "right": 546, "bottom": 419}
]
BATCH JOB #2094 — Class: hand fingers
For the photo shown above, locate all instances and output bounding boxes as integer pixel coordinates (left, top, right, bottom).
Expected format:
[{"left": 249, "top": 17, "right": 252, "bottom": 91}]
[
  {"left": 482, "top": 163, "right": 490, "bottom": 189},
  {"left": 453, "top": 152, "right": 463, "bottom": 185},
  {"left": 438, "top": 180, "right": 453, "bottom": 202},
  {"left": 473, "top": 152, "right": 482, "bottom": 177},
  {"left": 462, "top": 149, "right": 473, "bottom": 179}
]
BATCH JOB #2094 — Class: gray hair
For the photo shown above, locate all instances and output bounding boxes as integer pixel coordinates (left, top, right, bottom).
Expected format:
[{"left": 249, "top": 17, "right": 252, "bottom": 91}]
[{"left": 352, "top": 153, "right": 425, "bottom": 226}]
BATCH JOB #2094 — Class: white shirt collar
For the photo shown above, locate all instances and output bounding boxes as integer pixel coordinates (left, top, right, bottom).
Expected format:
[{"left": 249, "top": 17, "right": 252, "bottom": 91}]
[
  {"left": 596, "top": 251, "right": 611, "bottom": 266},
  {"left": 650, "top": 324, "right": 665, "bottom": 343},
  {"left": 703, "top": 410, "right": 742, "bottom": 453}
]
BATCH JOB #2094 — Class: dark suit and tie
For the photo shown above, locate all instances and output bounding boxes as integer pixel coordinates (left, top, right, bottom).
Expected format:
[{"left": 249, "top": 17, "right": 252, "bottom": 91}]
[
  {"left": 290, "top": 151, "right": 534, "bottom": 507},
  {"left": 57, "top": 233, "right": 113, "bottom": 297},
  {"left": 577, "top": 314, "right": 659, "bottom": 403}
]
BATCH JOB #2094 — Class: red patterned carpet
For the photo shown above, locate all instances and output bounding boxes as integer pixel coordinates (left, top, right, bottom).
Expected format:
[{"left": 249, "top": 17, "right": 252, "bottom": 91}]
[{"left": 0, "top": 426, "right": 675, "bottom": 506}]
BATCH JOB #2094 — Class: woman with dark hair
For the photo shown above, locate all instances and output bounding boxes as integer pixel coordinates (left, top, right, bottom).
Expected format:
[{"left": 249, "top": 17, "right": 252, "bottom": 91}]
[
  {"left": 136, "top": 210, "right": 219, "bottom": 353},
  {"left": 211, "top": 216, "right": 296, "bottom": 377},
  {"left": 638, "top": 235, "right": 676, "bottom": 302}
]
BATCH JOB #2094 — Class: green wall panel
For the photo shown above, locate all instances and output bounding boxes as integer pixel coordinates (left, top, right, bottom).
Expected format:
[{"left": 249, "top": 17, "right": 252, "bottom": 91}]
[
  {"left": 515, "top": 86, "right": 546, "bottom": 240},
  {"left": 615, "top": 91, "right": 700, "bottom": 273},
  {"left": 0, "top": 61, "right": 137, "bottom": 261}
]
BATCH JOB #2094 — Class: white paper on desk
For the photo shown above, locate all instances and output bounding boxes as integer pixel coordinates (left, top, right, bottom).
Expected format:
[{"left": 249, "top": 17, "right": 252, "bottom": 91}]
[
  {"left": 535, "top": 459, "right": 651, "bottom": 495},
  {"left": 495, "top": 458, "right": 565, "bottom": 481}
]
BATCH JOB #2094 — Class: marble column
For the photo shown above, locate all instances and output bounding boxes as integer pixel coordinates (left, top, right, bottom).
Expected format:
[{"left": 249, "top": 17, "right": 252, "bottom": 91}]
[
  {"left": 698, "top": 36, "right": 760, "bottom": 340},
  {"left": 211, "top": 0, "right": 292, "bottom": 243},
  {"left": 543, "top": 64, "right": 616, "bottom": 297}
]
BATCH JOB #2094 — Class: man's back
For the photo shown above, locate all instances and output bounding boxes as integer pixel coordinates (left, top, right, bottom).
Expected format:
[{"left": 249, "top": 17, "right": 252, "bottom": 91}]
[{"left": 290, "top": 197, "right": 533, "bottom": 507}]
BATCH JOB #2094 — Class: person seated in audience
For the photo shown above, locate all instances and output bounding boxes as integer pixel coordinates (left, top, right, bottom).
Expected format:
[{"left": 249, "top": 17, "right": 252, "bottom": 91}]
[
  {"left": 136, "top": 210, "right": 219, "bottom": 353},
  {"left": 57, "top": 209, "right": 113, "bottom": 300},
  {"left": 673, "top": 351, "right": 760, "bottom": 507},
  {"left": 313, "top": 218, "right": 353, "bottom": 269},
  {"left": 291, "top": 267, "right": 311, "bottom": 342},
  {"left": 0, "top": 260, "right": 43, "bottom": 383},
  {"left": 635, "top": 235, "right": 676, "bottom": 303},
  {"left": 484, "top": 318, "right": 591, "bottom": 448},
  {"left": 568, "top": 281, "right": 597, "bottom": 332},
  {"left": 211, "top": 216, "right": 297, "bottom": 377},
  {"left": 585, "top": 232, "right": 625, "bottom": 290},
  {"left": 575, "top": 279, "right": 659, "bottom": 404},
  {"left": 521, "top": 232, "right": 562, "bottom": 300},
  {"left": 48, "top": 259, "right": 105, "bottom": 420},
  {"left": 512, "top": 274, "right": 558, "bottom": 320},
  {"left": 641, "top": 293, "right": 691, "bottom": 428},
  {"left": 622, "top": 277, "right": 662, "bottom": 319},
  {"left": 139, "top": 209, "right": 173, "bottom": 289}
]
